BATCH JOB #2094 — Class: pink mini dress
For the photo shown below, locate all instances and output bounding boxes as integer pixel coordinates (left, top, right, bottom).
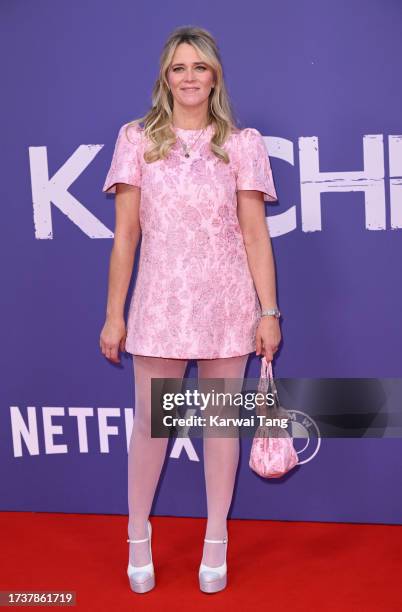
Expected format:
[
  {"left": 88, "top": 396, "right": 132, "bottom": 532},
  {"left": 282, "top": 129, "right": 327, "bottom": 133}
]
[{"left": 102, "top": 121, "right": 278, "bottom": 359}]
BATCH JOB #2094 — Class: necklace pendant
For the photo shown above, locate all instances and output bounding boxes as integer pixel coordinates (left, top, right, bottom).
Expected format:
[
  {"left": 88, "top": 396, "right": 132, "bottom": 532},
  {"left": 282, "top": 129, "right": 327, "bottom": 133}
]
[{"left": 185, "top": 152, "right": 190, "bottom": 158}]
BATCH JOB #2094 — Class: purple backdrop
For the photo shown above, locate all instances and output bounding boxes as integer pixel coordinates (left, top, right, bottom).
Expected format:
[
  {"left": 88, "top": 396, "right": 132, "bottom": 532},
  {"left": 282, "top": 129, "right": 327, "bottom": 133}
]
[{"left": 1, "top": 0, "right": 401, "bottom": 524}]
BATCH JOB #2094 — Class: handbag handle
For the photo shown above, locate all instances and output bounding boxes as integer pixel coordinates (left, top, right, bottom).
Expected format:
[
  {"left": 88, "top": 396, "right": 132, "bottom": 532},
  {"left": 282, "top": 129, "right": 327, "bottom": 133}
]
[{"left": 260, "top": 356, "right": 280, "bottom": 408}]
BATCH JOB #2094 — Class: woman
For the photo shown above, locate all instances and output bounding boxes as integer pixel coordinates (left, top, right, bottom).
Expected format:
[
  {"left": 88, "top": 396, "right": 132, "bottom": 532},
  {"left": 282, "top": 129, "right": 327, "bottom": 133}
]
[{"left": 100, "top": 25, "right": 281, "bottom": 594}]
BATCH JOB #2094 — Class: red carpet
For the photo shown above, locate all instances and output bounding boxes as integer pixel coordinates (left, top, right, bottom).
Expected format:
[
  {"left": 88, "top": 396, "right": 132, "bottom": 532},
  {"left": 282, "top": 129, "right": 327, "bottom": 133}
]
[{"left": 0, "top": 512, "right": 401, "bottom": 611}]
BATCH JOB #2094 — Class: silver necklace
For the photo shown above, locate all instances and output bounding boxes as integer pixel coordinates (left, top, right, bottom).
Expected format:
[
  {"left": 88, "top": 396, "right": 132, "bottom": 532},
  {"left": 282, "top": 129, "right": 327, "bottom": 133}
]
[{"left": 174, "top": 125, "right": 207, "bottom": 157}]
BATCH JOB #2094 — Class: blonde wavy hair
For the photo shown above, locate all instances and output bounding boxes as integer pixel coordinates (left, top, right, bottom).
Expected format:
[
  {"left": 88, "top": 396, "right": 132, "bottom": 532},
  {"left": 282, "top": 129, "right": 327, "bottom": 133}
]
[{"left": 125, "top": 25, "right": 241, "bottom": 164}]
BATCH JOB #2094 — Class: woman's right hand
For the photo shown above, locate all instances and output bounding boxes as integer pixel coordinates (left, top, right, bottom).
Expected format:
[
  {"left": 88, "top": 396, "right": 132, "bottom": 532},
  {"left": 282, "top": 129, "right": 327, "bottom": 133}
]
[{"left": 99, "top": 316, "right": 127, "bottom": 363}]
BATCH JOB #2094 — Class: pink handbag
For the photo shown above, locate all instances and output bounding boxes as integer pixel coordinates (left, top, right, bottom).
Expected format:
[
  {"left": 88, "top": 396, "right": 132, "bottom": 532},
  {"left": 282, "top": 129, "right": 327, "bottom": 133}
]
[{"left": 249, "top": 357, "right": 299, "bottom": 478}]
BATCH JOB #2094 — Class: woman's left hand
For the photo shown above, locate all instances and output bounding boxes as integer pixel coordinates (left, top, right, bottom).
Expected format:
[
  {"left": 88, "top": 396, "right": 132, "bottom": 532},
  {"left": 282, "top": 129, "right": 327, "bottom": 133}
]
[{"left": 255, "top": 316, "right": 281, "bottom": 360}]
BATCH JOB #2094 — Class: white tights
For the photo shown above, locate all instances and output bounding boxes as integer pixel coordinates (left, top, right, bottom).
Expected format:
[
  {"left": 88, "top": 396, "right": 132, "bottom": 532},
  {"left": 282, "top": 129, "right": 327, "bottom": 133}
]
[{"left": 127, "top": 354, "right": 249, "bottom": 568}]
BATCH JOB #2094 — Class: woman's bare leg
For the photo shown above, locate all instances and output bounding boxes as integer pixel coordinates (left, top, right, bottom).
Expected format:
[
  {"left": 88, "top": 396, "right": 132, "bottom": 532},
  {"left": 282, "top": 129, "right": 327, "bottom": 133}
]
[
  {"left": 197, "top": 354, "right": 249, "bottom": 567},
  {"left": 128, "top": 354, "right": 187, "bottom": 566}
]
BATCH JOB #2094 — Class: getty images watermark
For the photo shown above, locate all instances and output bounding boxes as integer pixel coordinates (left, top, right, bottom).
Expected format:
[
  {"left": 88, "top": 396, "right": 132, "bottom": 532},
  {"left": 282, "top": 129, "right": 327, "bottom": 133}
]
[
  {"left": 149, "top": 376, "right": 402, "bottom": 439},
  {"left": 150, "top": 376, "right": 291, "bottom": 438},
  {"left": 162, "top": 388, "right": 288, "bottom": 428}
]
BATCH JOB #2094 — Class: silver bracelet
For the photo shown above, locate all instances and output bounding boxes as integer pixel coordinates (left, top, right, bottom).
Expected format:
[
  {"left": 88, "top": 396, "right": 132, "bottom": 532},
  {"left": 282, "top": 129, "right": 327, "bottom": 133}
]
[{"left": 261, "top": 307, "right": 281, "bottom": 319}]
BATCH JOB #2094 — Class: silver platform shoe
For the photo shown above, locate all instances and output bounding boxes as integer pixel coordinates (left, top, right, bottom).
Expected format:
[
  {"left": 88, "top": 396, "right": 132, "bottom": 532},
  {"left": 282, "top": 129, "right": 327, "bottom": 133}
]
[
  {"left": 198, "top": 534, "right": 228, "bottom": 593},
  {"left": 127, "top": 519, "right": 155, "bottom": 593}
]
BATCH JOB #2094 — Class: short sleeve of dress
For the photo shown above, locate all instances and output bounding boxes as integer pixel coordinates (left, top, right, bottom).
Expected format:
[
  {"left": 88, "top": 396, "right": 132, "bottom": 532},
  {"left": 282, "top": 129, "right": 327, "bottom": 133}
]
[
  {"left": 102, "top": 122, "right": 142, "bottom": 194},
  {"left": 235, "top": 127, "right": 278, "bottom": 202}
]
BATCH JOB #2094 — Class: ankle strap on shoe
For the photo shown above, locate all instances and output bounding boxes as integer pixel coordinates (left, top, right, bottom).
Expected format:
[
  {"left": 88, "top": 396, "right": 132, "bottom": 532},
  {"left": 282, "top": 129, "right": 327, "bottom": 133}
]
[
  {"left": 127, "top": 537, "right": 149, "bottom": 543},
  {"left": 204, "top": 536, "right": 228, "bottom": 544},
  {"left": 127, "top": 519, "right": 151, "bottom": 544}
]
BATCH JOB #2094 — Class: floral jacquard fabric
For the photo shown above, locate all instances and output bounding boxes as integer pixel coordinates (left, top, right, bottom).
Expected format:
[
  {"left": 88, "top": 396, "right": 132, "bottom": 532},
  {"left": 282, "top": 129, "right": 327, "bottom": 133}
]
[{"left": 102, "top": 122, "right": 278, "bottom": 358}]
